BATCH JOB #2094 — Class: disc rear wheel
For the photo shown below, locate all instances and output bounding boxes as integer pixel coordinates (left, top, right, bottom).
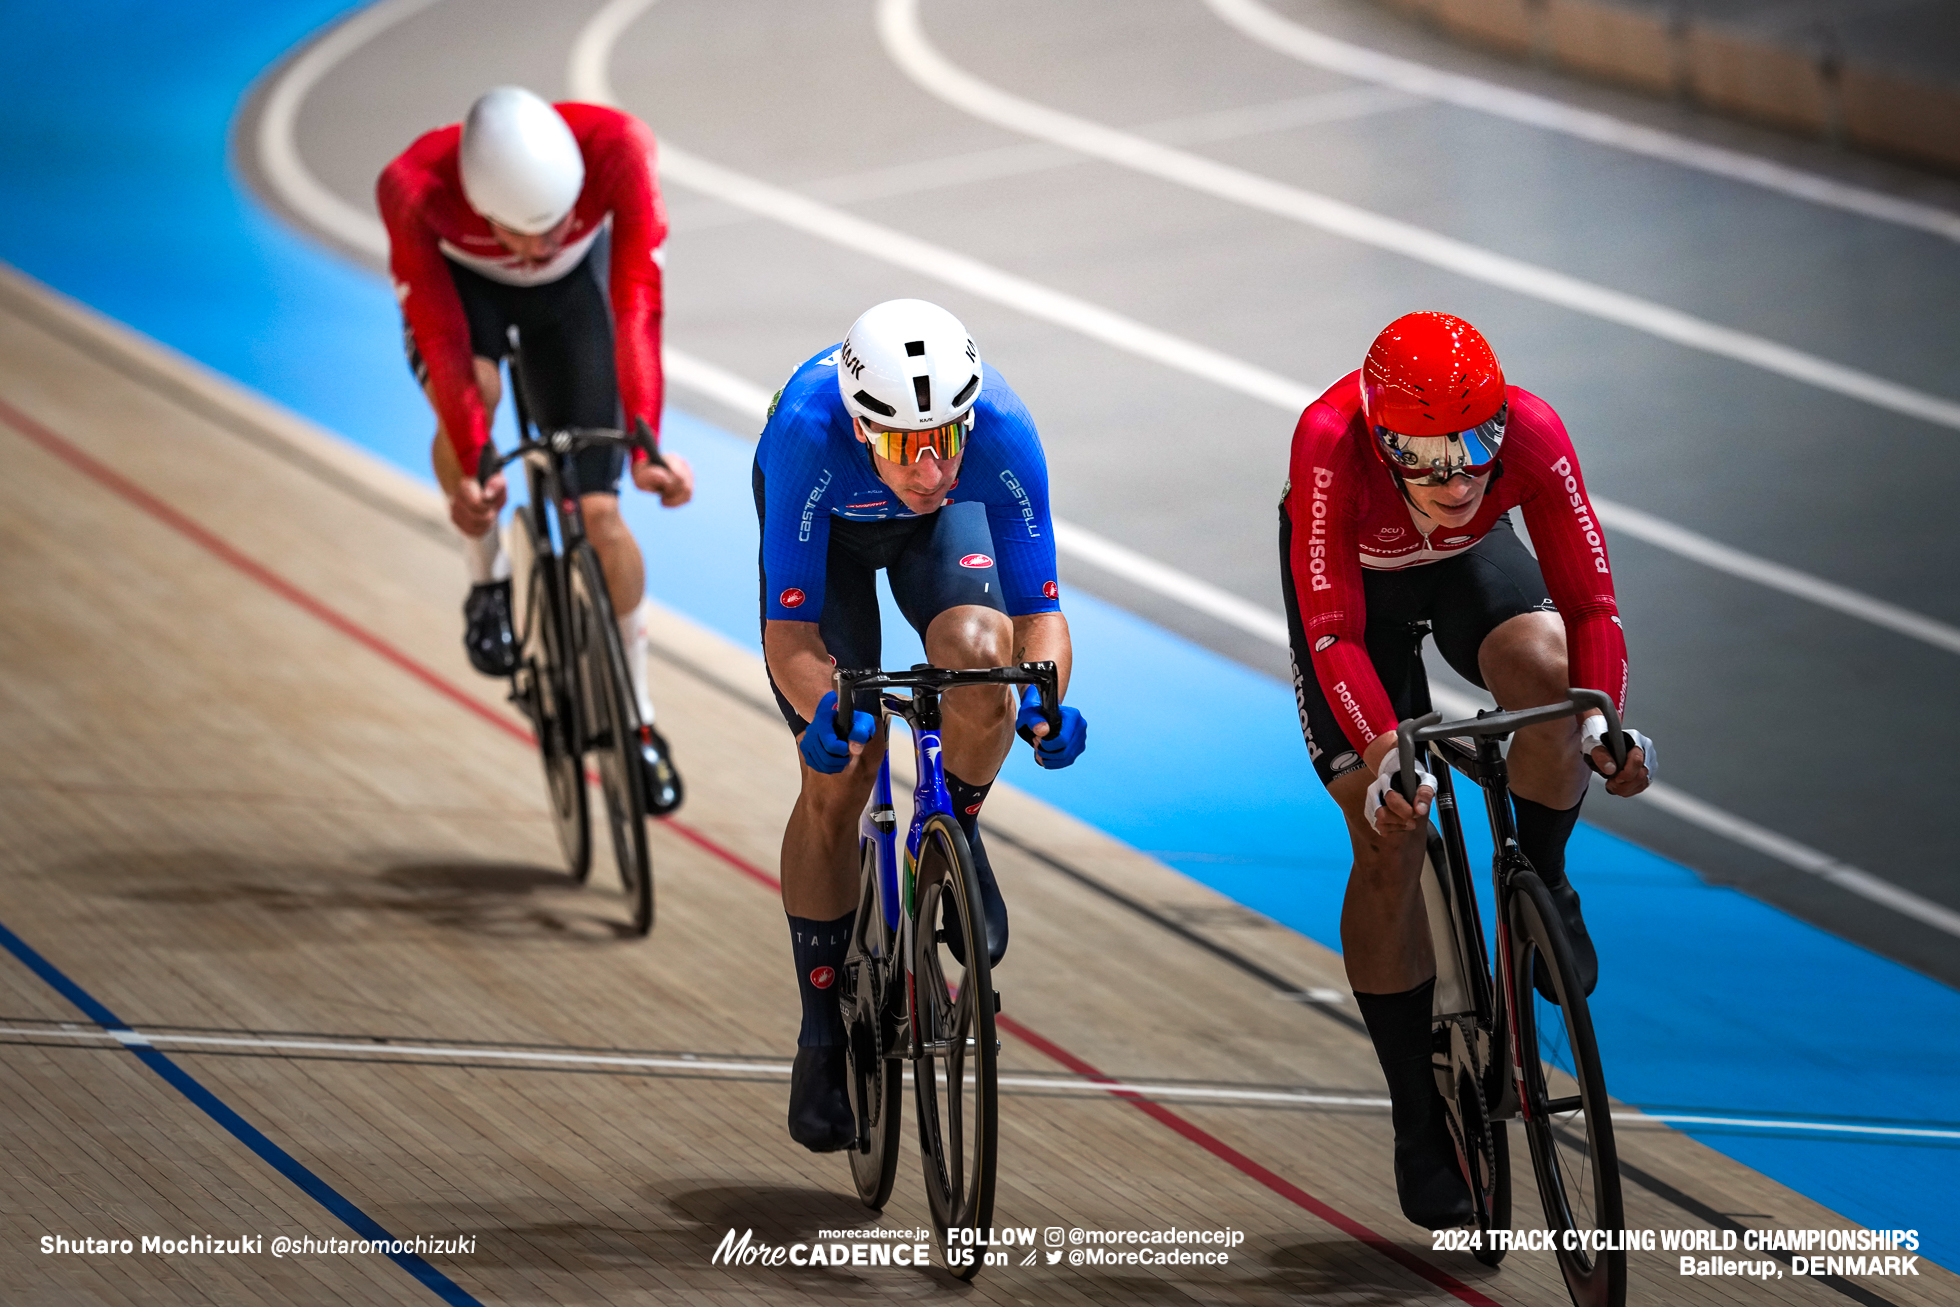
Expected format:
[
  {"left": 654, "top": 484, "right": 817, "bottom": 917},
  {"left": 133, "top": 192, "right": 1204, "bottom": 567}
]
[
  {"left": 911, "top": 815, "right": 996, "bottom": 1279},
  {"left": 843, "top": 839, "right": 902, "bottom": 1209},
  {"left": 569, "top": 546, "right": 652, "bottom": 936},
  {"left": 515, "top": 515, "right": 589, "bottom": 881},
  {"left": 1512, "top": 870, "right": 1625, "bottom": 1307}
]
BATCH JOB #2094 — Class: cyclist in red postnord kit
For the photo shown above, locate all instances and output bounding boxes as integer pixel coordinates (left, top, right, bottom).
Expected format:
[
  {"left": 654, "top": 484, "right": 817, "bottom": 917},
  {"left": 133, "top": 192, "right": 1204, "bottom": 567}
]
[
  {"left": 379, "top": 86, "right": 693, "bottom": 813},
  {"left": 1279, "top": 313, "right": 1654, "bottom": 1229}
]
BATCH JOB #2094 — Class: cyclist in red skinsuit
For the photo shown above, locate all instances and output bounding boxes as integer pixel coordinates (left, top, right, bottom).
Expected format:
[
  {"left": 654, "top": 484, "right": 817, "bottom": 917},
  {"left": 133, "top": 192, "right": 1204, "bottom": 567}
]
[
  {"left": 379, "top": 87, "right": 693, "bottom": 812},
  {"left": 1278, "top": 312, "right": 1652, "bottom": 1231}
]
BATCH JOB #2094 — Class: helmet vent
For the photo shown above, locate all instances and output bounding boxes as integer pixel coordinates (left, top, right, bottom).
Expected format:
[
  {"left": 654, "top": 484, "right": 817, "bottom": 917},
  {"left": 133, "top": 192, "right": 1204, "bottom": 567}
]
[
  {"left": 952, "top": 374, "right": 980, "bottom": 409},
  {"left": 904, "top": 340, "right": 926, "bottom": 357},
  {"left": 913, "top": 375, "right": 932, "bottom": 413},
  {"left": 853, "top": 390, "right": 895, "bottom": 418}
]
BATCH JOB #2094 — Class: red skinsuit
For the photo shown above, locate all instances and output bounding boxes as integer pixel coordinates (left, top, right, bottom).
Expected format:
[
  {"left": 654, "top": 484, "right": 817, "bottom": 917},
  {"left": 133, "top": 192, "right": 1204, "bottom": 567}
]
[
  {"left": 378, "top": 102, "right": 667, "bottom": 471},
  {"left": 1286, "top": 371, "right": 1628, "bottom": 753}
]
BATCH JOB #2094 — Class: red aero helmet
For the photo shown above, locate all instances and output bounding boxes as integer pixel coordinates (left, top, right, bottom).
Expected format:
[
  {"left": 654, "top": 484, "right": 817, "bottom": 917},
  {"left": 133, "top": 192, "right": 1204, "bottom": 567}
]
[{"left": 1360, "top": 312, "right": 1505, "bottom": 438}]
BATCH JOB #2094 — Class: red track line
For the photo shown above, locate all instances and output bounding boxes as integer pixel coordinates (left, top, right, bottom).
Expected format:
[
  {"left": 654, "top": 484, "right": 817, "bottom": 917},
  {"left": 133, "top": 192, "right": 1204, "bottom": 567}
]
[
  {"left": 996, "top": 1014, "right": 1503, "bottom": 1305},
  {"left": 2, "top": 396, "right": 1505, "bottom": 1306}
]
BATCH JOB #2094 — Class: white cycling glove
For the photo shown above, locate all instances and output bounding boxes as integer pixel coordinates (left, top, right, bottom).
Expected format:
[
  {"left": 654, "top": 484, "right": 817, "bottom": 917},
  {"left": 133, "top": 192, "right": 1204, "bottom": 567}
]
[
  {"left": 1364, "top": 748, "right": 1437, "bottom": 833},
  {"left": 1580, "top": 714, "right": 1657, "bottom": 781}
]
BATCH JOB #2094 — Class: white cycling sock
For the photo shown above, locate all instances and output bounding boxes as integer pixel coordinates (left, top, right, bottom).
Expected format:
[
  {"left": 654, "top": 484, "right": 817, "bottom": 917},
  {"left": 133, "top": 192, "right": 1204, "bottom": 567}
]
[
  {"left": 617, "top": 599, "right": 654, "bottom": 723},
  {"left": 462, "top": 527, "right": 510, "bottom": 586}
]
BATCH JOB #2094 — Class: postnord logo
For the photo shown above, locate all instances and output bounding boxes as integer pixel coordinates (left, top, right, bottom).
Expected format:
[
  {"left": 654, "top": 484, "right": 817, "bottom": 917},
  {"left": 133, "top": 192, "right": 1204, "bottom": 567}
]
[{"left": 779, "top": 588, "right": 806, "bottom": 608}]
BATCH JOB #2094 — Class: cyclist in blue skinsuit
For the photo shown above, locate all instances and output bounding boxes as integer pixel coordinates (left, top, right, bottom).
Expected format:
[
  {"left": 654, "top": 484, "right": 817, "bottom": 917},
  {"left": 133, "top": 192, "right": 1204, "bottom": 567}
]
[{"left": 754, "top": 299, "right": 1088, "bottom": 1152}]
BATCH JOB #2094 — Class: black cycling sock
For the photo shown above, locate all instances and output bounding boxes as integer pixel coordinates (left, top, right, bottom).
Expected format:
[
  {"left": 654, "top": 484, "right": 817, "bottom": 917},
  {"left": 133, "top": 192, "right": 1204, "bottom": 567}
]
[
  {"left": 1513, "top": 793, "right": 1584, "bottom": 890},
  {"left": 945, "top": 771, "right": 995, "bottom": 870},
  {"left": 788, "top": 912, "right": 854, "bottom": 1048},
  {"left": 1354, "top": 979, "right": 1440, "bottom": 1141}
]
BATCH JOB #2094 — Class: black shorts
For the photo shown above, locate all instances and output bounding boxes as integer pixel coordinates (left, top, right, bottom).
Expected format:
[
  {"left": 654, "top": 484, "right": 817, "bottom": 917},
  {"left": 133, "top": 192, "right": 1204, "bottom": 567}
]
[
  {"left": 754, "top": 465, "right": 1008, "bottom": 735},
  {"left": 1279, "top": 506, "right": 1556, "bottom": 786},
  {"left": 402, "top": 235, "right": 625, "bottom": 496}
]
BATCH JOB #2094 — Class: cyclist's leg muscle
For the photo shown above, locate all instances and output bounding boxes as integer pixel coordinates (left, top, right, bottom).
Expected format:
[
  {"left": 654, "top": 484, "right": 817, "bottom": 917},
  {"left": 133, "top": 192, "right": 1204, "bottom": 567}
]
[
  {"left": 925, "top": 605, "right": 1015, "bottom": 784},
  {"left": 781, "top": 732, "right": 890, "bottom": 919},
  {"left": 1329, "top": 767, "right": 1438, "bottom": 993},
  {"left": 579, "top": 492, "right": 645, "bottom": 617},
  {"left": 1478, "top": 611, "right": 1586, "bottom": 808}
]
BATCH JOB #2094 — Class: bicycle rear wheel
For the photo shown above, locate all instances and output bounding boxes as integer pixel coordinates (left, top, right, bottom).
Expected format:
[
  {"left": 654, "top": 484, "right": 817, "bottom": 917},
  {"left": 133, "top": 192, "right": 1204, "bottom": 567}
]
[
  {"left": 568, "top": 544, "right": 653, "bottom": 936},
  {"left": 514, "top": 514, "right": 589, "bottom": 881},
  {"left": 1510, "top": 869, "right": 1625, "bottom": 1307},
  {"left": 911, "top": 814, "right": 996, "bottom": 1279},
  {"left": 843, "top": 838, "right": 902, "bottom": 1210},
  {"left": 1437, "top": 1020, "right": 1512, "bottom": 1264}
]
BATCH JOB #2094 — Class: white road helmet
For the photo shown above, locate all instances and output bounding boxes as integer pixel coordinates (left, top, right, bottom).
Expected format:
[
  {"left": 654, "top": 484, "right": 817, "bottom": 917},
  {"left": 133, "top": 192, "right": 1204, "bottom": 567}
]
[
  {"left": 837, "top": 299, "right": 982, "bottom": 430},
  {"left": 458, "top": 87, "right": 584, "bottom": 234}
]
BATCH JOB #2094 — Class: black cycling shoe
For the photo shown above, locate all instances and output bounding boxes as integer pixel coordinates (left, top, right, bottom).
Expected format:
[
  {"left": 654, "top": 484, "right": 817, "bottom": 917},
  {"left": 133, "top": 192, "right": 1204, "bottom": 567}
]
[
  {"left": 462, "top": 579, "right": 518, "bottom": 677},
  {"left": 635, "top": 723, "right": 684, "bottom": 816},
  {"left": 1533, "top": 879, "right": 1599, "bottom": 1001},
  {"left": 940, "top": 832, "right": 1008, "bottom": 968},
  {"left": 1395, "top": 1100, "right": 1475, "bottom": 1229},
  {"left": 786, "top": 1045, "right": 855, "bottom": 1152}
]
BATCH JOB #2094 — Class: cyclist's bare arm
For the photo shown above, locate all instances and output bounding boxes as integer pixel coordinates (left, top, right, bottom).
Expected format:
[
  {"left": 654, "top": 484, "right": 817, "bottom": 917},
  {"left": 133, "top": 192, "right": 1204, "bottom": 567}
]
[
  {"left": 764, "top": 619, "right": 837, "bottom": 727},
  {"left": 1011, "top": 611, "right": 1072, "bottom": 738}
]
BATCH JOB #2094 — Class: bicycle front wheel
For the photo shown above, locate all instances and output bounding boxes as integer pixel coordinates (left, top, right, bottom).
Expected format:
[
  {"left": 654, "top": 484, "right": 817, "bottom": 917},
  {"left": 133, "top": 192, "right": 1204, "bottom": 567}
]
[
  {"left": 1510, "top": 869, "right": 1625, "bottom": 1307},
  {"left": 514, "top": 513, "right": 589, "bottom": 881},
  {"left": 568, "top": 544, "right": 653, "bottom": 936},
  {"left": 843, "top": 837, "right": 902, "bottom": 1210},
  {"left": 911, "top": 814, "right": 996, "bottom": 1279}
]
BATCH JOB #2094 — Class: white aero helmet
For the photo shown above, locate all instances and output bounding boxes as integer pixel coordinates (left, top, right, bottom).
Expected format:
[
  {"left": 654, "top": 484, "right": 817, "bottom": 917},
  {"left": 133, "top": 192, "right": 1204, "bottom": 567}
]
[
  {"left": 837, "top": 299, "right": 982, "bottom": 429},
  {"left": 458, "top": 87, "right": 584, "bottom": 234}
]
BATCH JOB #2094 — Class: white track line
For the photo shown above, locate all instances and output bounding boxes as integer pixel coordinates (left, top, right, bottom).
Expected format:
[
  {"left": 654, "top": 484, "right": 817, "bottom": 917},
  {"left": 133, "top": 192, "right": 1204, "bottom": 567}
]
[
  {"left": 257, "top": 0, "right": 1960, "bottom": 937},
  {"left": 1205, "top": 0, "right": 1960, "bottom": 245},
  {"left": 880, "top": 0, "right": 1960, "bottom": 435},
  {"left": 17, "top": 1025, "right": 1957, "bottom": 1140},
  {"left": 573, "top": 5, "right": 1960, "bottom": 663}
]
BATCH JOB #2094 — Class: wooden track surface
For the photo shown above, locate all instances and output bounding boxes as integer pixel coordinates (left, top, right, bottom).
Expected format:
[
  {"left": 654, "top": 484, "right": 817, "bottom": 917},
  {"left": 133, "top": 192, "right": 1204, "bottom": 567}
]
[{"left": 0, "top": 265, "right": 1948, "bottom": 1306}]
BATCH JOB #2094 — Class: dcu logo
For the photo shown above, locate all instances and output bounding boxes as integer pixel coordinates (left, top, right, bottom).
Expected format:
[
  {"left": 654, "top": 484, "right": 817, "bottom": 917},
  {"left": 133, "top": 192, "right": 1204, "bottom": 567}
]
[
  {"left": 1042, "top": 580, "right": 1059, "bottom": 600},
  {"left": 808, "top": 966, "right": 835, "bottom": 990},
  {"left": 959, "top": 554, "right": 994, "bottom": 569},
  {"left": 779, "top": 588, "right": 806, "bottom": 608}
]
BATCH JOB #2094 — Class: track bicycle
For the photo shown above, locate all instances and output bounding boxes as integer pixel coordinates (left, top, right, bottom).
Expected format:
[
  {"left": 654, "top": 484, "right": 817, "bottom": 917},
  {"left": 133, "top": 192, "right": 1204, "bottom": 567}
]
[
  {"left": 1393, "top": 664, "right": 1632, "bottom": 1307},
  {"left": 832, "top": 661, "right": 1063, "bottom": 1281},
  {"left": 478, "top": 338, "right": 663, "bottom": 936}
]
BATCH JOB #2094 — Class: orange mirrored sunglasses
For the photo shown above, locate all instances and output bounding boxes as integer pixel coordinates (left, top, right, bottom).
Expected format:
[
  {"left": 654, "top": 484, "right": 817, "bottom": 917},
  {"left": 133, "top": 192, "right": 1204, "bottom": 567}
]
[{"left": 859, "top": 414, "right": 972, "bottom": 465}]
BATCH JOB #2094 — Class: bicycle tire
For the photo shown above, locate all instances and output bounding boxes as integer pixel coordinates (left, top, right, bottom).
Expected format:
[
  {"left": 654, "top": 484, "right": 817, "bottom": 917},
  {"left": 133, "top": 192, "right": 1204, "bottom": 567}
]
[
  {"left": 514, "top": 513, "right": 590, "bottom": 881},
  {"left": 568, "top": 544, "right": 653, "bottom": 936},
  {"left": 910, "top": 813, "right": 997, "bottom": 1279},
  {"left": 843, "top": 838, "right": 902, "bottom": 1210},
  {"left": 1510, "top": 868, "right": 1626, "bottom": 1307}
]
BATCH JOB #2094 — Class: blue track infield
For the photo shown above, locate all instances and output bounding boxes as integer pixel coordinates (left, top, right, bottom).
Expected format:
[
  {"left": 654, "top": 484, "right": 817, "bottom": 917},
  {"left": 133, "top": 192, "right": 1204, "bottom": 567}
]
[{"left": 2, "top": 0, "right": 1954, "bottom": 1273}]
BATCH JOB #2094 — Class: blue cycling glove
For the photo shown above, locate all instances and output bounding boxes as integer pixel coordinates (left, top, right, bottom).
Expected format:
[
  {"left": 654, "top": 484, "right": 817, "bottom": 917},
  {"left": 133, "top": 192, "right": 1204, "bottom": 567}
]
[
  {"left": 800, "top": 690, "right": 876, "bottom": 774},
  {"left": 1016, "top": 686, "right": 1087, "bottom": 769}
]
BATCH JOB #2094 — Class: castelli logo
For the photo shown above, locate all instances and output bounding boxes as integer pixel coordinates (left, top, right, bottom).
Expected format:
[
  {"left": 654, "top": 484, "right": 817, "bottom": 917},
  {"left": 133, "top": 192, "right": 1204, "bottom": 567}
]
[
  {"left": 809, "top": 966, "right": 835, "bottom": 990},
  {"left": 965, "top": 802, "right": 982, "bottom": 815},
  {"left": 1314, "top": 634, "right": 1339, "bottom": 652},
  {"left": 779, "top": 588, "right": 806, "bottom": 608},
  {"left": 959, "top": 553, "right": 994, "bottom": 569},
  {"left": 1042, "top": 580, "right": 1059, "bottom": 600}
]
